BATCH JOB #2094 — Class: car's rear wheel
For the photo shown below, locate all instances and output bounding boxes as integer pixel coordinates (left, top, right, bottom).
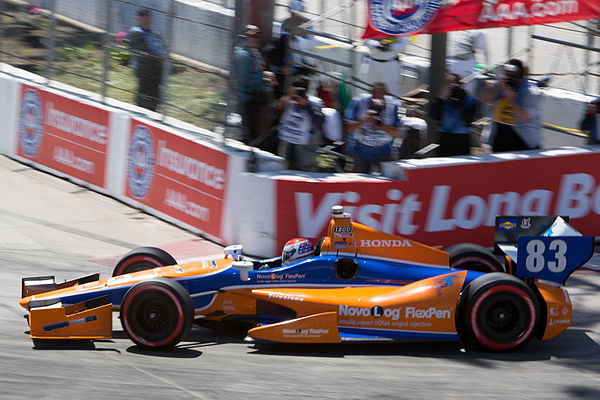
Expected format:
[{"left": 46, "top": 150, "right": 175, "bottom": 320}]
[
  {"left": 445, "top": 243, "right": 504, "bottom": 273},
  {"left": 457, "top": 273, "right": 538, "bottom": 351},
  {"left": 112, "top": 247, "right": 177, "bottom": 276},
  {"left": 120, "top": 278, "right": 194, "bottom": 349}
]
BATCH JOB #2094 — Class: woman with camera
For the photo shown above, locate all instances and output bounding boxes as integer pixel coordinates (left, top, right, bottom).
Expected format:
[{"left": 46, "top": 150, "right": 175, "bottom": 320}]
[
  {"left": 479, "top": 58, "right": 542, "bottom": 152},
  {"left": 429, "top": 73, "right": 478, "bottom": 157}
]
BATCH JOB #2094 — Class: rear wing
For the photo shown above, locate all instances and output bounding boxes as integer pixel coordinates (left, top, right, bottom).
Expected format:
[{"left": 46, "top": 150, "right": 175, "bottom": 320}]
[
  {"left": 494, "top": 216, "right": 569, "bottom": 255},
  {"left": 494, "top": 216, "right": 596, "bottom": 285}
]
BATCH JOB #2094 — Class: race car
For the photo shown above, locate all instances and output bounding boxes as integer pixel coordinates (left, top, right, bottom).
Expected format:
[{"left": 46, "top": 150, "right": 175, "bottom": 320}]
[{"left": 19, "top": 206, "right": 596, "bottom": 351}]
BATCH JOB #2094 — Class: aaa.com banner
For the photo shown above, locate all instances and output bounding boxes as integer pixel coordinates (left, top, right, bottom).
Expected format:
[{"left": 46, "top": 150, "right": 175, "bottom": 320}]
[
  {"left": 276, "top": 151, "right": 600, "bottom": 250},
  {"left": 362, "top": 0, "right": 600, "bottom": 38},
  {"left": 17, "top": 84, "right": 110, "bottom": 187},
  {"left": 125, "top": 120, "right": 229, "bottom": 240}
]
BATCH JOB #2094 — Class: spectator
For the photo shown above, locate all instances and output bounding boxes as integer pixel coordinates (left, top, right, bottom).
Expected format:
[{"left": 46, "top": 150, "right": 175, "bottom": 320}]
[
  {"left": 277, "top": 77, "right": 324, "bottom": 171},
  {"left": 234, "top": 25, "right": 276, "bottom": 144},
  {"left": 128, "top": 8, "right": 167, "bottom": 111},
  {"left": 361, "top": 36, "right": 409, "bottom": 98},
  {"left": 479, "top": 59, "right": 542, "bottom": 152},
  {"left": 344, "top": 82, "right": 403, "bottom": 173},
  {"left": 275, "top": 0, "right": 315, "bottom": 93},
  {"left": 429, "top": 73, "right": 478, "bottom": 156},
  {"left": 281, "top": 1, "right": 309, "bottom": 37},
  {"left": 580, "top": 98, "right": 600, "bottom": 145},
  {"left": 447, "top": 30, "right": 490, "bottom": 96}
]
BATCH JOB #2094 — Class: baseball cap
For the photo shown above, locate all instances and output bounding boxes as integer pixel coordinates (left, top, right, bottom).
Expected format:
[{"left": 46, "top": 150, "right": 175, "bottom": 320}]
[{"left": 290, "top": 0, "right": 305, "bottom": 13}]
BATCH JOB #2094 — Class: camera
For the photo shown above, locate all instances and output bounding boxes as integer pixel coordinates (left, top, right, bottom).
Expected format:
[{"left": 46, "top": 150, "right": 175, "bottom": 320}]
[
  {"left": 368, "top": 98, "right": 385, "bottom": 125},
  {"left": 502, "top": 63, "right": 520, "bottom": 89},
  {"left": 294, "top": 87, "right": 307, "bottom": 99},
  {"left": 449, "top": 84, "right": 466, "bottom": 103}
]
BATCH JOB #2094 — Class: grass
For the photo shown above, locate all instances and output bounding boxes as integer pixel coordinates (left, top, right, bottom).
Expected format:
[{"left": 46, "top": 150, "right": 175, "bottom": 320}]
[{"left": 2, "top": 11, "right": 228, "bottom": 131}]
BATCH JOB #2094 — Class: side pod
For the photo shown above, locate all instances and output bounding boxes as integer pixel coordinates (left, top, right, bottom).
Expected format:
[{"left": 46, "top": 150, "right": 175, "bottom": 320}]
[
  {"left": 248, "top": 312, "right": 341, "bottom": 343},
  {"left": 28, "top": 296, "right": 112, "bottom": 340}
]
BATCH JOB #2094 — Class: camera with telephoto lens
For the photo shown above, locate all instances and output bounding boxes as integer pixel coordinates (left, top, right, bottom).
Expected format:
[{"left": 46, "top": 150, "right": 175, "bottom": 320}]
[
  {"left": 503, "top": 64, "right": 520, "bottom": 90},
  {"left": 449, "top": 84, "right": 466, "bottom": 104},
  {"left": 368, "top": 98, "right": 385, "bottom": 125}
]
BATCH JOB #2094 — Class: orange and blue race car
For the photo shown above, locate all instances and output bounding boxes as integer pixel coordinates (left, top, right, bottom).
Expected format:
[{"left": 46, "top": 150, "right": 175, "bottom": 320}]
[{"left": 19, "top": 207, "right": 596, "bottom": 352}]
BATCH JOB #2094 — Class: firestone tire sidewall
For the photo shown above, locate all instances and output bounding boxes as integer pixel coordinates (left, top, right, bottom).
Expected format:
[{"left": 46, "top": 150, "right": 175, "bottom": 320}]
[
  {"left": 120, "top": 278, "right": 194, "bottom": 349},
  {"left": 446, "top": 243, "right": 504, "bottom": 273},
  {"left": 459, "top": 273, "right": 539, "bottom": 351},
  {"left": 113, "top": 247, "right": 177, "bottom": 276}
]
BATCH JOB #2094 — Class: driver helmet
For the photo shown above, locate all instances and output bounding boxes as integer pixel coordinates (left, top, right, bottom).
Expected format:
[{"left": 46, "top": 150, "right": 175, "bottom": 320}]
[{"left": 282, "top": 238, "right": 315, "bottom": 265}]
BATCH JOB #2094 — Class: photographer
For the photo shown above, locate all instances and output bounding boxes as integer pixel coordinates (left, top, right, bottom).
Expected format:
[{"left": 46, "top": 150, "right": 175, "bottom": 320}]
[
  {"left": 277, "top": 77, "right": 324, "bottom": 171},
  {"left": 480, "top": 59, "right": 542, "bottom": 152},
  {"left": 429, "top": 73, "right": 478, "bottom": 156},
  {"left": 579, "top": 98, "right": 600, "bottom": 145},
  {"left": 344, "top": 82, "right": 403, "bottom": 173}
]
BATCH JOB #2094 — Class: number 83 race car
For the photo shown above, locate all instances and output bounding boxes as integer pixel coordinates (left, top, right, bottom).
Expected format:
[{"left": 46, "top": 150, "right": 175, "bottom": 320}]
[{"left": 19, "top": 207, "right": 597, "bottom": 352}]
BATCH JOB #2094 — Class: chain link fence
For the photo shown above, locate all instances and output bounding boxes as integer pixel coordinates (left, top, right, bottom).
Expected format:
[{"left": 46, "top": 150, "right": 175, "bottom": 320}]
[{"left": 0, "top": 0, "right": 236, "bottom": 132}]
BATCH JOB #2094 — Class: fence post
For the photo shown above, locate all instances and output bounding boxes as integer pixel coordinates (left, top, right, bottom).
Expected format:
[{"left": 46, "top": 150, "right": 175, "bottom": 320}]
[
  {"left": 0, "top": 0, "right": 4, "bottom": 64},
  {"left": 506, "top": 27, "right": 513, "bottom": 61},
  {"left": 160, "top": 0, "right": 175, "bottom": 120},
  {"left": 224, "top": 0, "right": 244, "bottom": 142},
  {"left": 45, "top": 0, "right": 56, "bottom": 84},
  {"left": 101, "top": 0, "right": 113, "bottom": 103}
]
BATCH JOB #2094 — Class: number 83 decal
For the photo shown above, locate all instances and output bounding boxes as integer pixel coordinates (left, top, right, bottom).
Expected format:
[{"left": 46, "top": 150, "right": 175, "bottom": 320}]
[
  {"left": 516, "top": 236, "right": 594, "bottom": 284},
  {"left": 525, "top": 239, "right": 567, "bottom": 273}
]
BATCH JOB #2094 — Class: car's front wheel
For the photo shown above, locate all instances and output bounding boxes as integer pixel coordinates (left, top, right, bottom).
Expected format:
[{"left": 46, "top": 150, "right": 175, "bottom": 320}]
[{"left": 120, "top": 278, "right": 194, "bottom": 349}]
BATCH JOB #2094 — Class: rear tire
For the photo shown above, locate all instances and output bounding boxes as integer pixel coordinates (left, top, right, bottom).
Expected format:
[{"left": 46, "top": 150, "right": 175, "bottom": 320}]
[
  {"left": 120, "top": 278, "right": 194, "bottom": 349},
  {"left": 445, "top": 243, "right": 504, "bottom": 273},
  {"left": 457, "top": 273, "right": 538, "bottom": 351},
  {"left": 112, "top": 247, "right": 177, "bottom": 276}
]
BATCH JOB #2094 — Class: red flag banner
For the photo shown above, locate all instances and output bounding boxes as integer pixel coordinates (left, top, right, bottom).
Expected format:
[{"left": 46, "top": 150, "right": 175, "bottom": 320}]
[{"left": 362, "top": 0, "right": 600, "bottom": 38}]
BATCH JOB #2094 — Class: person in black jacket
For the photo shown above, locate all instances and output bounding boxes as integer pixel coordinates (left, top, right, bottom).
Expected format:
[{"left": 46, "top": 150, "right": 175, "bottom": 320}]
[
  {"left": 128, "top": 9, "right": 167, "bottom": 111},
  {"left": 429, "top": 74, "right": 478, "bottom": 156}
]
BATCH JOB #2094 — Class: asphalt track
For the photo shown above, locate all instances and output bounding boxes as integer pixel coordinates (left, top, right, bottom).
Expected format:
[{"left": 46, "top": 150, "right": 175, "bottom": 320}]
[{"left": 1, "top": 154, "right": 600, "bottom": 399}]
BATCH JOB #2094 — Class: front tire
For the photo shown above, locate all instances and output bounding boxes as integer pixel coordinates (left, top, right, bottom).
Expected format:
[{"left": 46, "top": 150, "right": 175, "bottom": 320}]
[
  {"left": 120, "top": 278, "right": 194, "bottom": 349},
  {"left": 457, "top": 273, "right": 538, "bottom": 351},
  {"left": 113, "top": 247, "right": 177, "bottom": 276},
  {"left": 445, "top": 243, "right": 504, "bottom": 273}
]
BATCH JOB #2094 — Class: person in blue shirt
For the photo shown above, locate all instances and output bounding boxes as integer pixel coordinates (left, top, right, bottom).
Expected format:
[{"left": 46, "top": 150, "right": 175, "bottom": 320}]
[
  {"left": 429, "top": 73, "right": 478, "bottom": 156},
  {"left": 128, "top": 9, "right": 167, "bottom": 111},
  {"left": 344, "top": 82, "right": 403, "bottom": 173}
]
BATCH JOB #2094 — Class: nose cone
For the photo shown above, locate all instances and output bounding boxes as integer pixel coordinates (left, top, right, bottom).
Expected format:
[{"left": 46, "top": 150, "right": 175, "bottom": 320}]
[{"left": 19, "top": 296, "right": 30, "bottom": 310}]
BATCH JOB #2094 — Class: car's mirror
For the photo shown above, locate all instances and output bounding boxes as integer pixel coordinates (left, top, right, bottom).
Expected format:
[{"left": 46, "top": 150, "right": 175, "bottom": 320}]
[
  {"left": 232, "top": 261, "right": 253, "bottom": 281},
  {"left": 224, "top": 245, "right": 243, "bottom": 261}
]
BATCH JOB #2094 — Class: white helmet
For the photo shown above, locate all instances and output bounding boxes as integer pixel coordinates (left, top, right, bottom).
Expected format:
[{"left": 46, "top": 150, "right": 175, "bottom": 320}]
[{"left": 282, "top": 238, "right": 315, "bottom": 265}]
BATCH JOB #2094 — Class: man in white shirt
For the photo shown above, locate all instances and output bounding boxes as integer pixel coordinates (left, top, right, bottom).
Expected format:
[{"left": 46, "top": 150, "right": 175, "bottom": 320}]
[{"left": 447, "top": 30, "right": 490, "bottom": 95}]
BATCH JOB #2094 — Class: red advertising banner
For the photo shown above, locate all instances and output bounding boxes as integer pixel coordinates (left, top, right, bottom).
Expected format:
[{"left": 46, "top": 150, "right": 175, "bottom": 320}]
[
  {"left": 17, "top": 84, "right": 110, "bottom": 187},
  {"left": 125, "top": 120, "right": 229, "bottom": 240},
  {"left": 276, "top": 152, "right": 600, "bottom": 252},
  {"left": 362, "top": 0, "right": 600, "bottom": 38}
]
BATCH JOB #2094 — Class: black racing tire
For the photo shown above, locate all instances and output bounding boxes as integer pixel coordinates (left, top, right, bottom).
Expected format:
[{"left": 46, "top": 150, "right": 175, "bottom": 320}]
[
  {"left": 457, "top": 273, "right": 539, "bottom": 351},
  {"left": 120, "top": 278, "right": 194, "bottom": 349},
  {"left": 112, "top": 247, "right": 177, "bottom": 276},
  {"left": 445, "top": 243, "right": 504, "bottom": 273}
]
